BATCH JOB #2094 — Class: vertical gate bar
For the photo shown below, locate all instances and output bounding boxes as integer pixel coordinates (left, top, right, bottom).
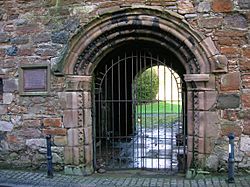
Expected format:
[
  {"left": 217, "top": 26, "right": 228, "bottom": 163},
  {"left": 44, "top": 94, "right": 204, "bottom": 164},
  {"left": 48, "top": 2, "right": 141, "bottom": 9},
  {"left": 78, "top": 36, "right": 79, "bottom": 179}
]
[
  {"left": 177, "top": 76, "right": 181, "bottom": 171},
  {"left": 118, "top": 56, "right": 121, "bottom": 168},
  {"left": 136, "top": 50, "right": 139, "bottom": 168},
  {"left": 163, "top": 63, "right": 167, "bottom": 171},
  {"left": 143, "top": 51, "right": 147, "bottom": 169},
  {"left": 170, "top": 65, "right": 173, "bottom": 171},
  {"left": 98, "top": 81, "right": 102, "bottom": 163},
  {"left": 111, "top": 59, "right": 115, "bottom": 167},
  {"left": 131, "top": 51, "right": 135, "bottom": 168},
  {"left": 124, "top": 52, "right": 128, "bottom": 167},
  {"left": 150, "top": 53, "right": 153, "bottom": 169},
  {"left": 105, "top": 64, "right": 108, "bottom": 166},
  {"left": 93, "top": 79, "right": 96, "bottom": 169},
  {"left": 157, "top": 56, "right": 160, "bottom": 170},
  {"left": 139, "top": 50, "right": 144, "bottom": 168},
  {"left": 183, "top": 83, "right": 187, "bottom": 171}
]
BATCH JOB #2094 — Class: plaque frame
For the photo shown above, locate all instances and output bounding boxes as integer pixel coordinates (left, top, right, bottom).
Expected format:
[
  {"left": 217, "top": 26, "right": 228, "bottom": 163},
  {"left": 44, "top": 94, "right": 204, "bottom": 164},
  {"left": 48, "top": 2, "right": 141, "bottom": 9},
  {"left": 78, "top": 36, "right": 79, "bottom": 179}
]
[{"left": 19, "top": 64, "right": 50, "bottom": 96}]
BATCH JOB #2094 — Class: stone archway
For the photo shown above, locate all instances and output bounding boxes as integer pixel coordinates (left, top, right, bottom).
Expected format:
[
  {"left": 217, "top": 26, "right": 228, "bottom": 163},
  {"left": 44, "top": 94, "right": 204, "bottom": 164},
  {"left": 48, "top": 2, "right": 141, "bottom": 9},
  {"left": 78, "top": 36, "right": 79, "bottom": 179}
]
[{"left": 57, "top": 7, "right": 228, "bottom": 175}]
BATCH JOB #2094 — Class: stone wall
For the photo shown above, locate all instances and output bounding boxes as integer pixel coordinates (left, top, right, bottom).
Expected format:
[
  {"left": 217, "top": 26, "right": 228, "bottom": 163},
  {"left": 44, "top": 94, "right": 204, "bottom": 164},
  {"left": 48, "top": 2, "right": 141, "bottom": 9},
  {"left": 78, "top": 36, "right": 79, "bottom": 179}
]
[{"left": 0, "top": 0, "right": 250, "bottom": 173}]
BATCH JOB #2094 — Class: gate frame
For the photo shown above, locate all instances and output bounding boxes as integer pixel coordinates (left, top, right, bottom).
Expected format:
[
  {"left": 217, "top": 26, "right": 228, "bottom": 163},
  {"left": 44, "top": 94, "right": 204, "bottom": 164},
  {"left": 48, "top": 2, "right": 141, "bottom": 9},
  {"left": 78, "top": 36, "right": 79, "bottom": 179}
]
[{"left": 56, "top": 7, "right": 228, "bottom": 175}]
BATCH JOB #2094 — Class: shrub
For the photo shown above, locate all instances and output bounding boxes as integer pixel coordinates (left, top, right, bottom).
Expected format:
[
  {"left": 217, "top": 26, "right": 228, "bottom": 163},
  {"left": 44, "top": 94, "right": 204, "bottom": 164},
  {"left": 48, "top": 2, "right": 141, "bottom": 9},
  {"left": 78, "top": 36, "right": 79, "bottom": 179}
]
[{"left": 135, "top": 67, "right": 159, "bottom": 102}]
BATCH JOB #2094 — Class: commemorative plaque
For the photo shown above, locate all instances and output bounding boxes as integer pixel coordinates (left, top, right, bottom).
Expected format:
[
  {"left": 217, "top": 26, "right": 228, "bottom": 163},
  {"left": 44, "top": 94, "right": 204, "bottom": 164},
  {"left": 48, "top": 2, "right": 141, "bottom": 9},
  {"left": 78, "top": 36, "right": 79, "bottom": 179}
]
[{"left": 23, "top": 68, "right": 47, "bottom": 92}]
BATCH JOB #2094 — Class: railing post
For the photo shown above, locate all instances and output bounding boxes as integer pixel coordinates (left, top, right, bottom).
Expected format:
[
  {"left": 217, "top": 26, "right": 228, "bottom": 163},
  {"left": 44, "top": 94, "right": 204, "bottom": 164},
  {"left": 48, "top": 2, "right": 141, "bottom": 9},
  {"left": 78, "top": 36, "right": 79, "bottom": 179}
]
[
  {"left": 46, "top": 135, "right": 53, "bottom": 178},
  {"left": 228, "top": 132, "right": 235, "bottom": 183}
]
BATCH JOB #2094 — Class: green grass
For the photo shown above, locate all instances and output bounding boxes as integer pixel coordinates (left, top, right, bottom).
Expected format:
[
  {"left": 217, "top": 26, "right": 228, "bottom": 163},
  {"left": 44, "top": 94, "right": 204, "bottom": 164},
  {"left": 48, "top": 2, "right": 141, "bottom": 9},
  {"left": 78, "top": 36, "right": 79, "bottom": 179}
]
[
  {"left": 136, "top": 101, "right": 181, "bottom": 114},
  {"left": 136, "top": 115, "right": 180, "bottom": 127}
]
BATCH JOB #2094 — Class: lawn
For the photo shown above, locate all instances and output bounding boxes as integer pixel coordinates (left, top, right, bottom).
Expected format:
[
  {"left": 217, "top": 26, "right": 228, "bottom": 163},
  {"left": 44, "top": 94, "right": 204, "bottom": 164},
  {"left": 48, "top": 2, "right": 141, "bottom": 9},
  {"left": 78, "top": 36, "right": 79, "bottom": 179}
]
[
  {"left": 135, "top": 101, "right": 182, "bottom": 127},
  {"left": 136, "top": 101, "right": 181, "bottom": 114}
]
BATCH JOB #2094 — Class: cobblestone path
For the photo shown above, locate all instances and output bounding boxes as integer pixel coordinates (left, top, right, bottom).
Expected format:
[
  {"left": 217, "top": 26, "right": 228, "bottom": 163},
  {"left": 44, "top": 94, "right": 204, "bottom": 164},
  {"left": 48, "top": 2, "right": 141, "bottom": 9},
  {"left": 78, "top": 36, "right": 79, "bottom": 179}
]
[{"left": 0, "top": 169, "right": 250, "bottom": 187}]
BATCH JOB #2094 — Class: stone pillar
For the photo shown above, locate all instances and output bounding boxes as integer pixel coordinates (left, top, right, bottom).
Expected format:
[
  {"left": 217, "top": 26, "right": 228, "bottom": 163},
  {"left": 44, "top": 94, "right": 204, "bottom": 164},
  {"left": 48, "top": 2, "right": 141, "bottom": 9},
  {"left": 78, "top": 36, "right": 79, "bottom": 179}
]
[
  {"left": 184, "top": 74, "right": 218, "bottom": 169},
  {"left": 60, "top": 75, "right": 93, "bottom": 175}
]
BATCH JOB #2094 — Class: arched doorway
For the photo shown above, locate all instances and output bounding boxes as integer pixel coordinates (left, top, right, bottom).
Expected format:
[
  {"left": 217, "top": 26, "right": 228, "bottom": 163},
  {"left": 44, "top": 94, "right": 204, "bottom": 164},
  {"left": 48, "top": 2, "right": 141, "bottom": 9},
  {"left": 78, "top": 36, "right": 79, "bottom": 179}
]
[
  {"left": 93, "top": 42, "right": 187, "bottom": 173},
  {"left": 58, "top": 7, "right": 227, "bottom": 175}
]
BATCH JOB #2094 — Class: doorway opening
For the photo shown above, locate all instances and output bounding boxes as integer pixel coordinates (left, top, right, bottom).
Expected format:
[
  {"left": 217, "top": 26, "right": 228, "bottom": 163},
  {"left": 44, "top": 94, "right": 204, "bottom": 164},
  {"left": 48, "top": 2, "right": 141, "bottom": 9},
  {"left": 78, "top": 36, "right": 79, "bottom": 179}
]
[{"left": 93, "top": 42, "right": 187, "bottom": 174}]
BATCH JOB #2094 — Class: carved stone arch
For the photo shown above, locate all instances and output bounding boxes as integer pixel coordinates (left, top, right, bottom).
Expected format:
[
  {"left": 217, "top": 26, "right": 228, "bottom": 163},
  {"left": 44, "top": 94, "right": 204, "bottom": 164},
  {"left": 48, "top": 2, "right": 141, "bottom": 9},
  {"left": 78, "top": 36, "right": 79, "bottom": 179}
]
[
  {"left": 56, "top": 7, "right": 227, "bottom": 76},
  {"left": 59, "top": 7, "right": 228, "bottom": 175}
]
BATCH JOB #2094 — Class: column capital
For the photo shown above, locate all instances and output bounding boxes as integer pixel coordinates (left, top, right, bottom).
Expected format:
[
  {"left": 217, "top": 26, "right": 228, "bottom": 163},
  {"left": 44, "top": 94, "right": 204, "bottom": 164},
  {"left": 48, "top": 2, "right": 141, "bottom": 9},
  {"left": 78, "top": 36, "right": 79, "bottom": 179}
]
[
  {"left": 184, "top": 74, "right": 210, "bottom": 82},
  {"left": 65, "top": 75, "right": 92, "bottom": 91}
]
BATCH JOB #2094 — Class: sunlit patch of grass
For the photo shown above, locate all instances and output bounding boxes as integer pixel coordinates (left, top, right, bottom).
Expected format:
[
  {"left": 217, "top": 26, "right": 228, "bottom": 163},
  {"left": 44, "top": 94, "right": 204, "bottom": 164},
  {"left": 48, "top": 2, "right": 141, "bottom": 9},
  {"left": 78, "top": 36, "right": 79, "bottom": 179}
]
[
  {"left": 136, "top": 101, "right": 181, "bottom": 114},
  {"left": 136, "top": 114, "right": 180, "bottom": 128}
]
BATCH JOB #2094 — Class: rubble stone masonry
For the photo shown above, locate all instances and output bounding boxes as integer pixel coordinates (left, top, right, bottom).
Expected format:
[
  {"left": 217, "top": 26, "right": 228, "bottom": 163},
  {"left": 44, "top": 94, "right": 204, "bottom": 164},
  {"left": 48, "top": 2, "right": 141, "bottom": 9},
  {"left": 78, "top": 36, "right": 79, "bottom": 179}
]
[{"left": 0, "top": 0, "right": 249, "bottom": 174}]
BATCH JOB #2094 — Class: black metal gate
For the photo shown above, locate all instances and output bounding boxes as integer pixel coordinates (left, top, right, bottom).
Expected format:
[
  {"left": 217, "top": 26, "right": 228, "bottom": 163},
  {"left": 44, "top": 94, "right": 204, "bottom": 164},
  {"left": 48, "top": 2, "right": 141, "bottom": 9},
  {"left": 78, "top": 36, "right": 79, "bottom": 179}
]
[{"left": 93, "top": 48, "right": 187, "bottom": 173}]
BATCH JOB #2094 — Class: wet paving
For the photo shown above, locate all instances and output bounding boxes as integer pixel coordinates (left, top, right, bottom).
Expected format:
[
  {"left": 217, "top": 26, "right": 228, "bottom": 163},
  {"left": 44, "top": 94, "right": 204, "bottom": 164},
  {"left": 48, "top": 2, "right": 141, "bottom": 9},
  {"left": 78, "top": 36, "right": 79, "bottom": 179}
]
[{"left": 105, "top": 121, "right": 186, "bottom": 172}]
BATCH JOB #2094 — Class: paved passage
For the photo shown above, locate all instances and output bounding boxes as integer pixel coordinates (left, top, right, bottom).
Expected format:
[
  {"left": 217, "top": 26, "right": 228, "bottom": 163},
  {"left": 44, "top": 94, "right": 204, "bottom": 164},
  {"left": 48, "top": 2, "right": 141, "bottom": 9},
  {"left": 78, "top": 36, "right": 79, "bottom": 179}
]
[{"left": 0, "top": 169, "right": 250, "bottom": 187}]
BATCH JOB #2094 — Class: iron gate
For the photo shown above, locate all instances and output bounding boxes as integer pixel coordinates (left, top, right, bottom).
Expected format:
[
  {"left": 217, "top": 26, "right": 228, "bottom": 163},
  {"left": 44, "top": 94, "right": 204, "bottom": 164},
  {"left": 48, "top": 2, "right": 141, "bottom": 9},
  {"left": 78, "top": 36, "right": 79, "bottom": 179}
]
[{"left": 93, "top": 49, "right": 187, "bottom": 173}]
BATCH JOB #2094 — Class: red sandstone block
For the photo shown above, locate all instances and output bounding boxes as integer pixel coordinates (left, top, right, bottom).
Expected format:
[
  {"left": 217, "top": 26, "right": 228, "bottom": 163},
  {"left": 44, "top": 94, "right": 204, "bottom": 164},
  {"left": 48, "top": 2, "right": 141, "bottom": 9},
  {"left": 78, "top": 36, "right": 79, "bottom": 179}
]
[
  {"left": 215, "top": 30, "right": 246, "bottom": 37},
  {"left": 212, "top": 0, "right": 233, "bottom": 13},
  {"left": 0, "top": 48, "right": 5, "bottom": 57},
  {"left": 16, "top": 24, "right": 41, "bottom": 35},
  {"left": 242, "top": 92, "right": 250, "bottom": 108},
  {"left": 7, "top": 135, "right": 17, "bottom": 143},
  {"left": 240, "top": 59, "right": 250, "bottom": 72},
  {"left": 242, "top": 47, "right": 250, "bottom": 58},
  {"left": 243, "top": 121, "right": 250, "bottom": 135},
  {"left": 221, "top": 123, "right": 242, "bottom": 137},
  {"left": 220, "top": 47, "right": 239, "bottom": 57},
  {"left": 43, "top": 118, "right": 62, "bottom": 128},
  {"left": 220, "top": 72, "right": 240, "bottom": 91},
  {"left": 43, "top": 128, "right": 66, "bottom": 136},
  {"left": 17, "top": 48, "right": 33, "bottom": 56}
]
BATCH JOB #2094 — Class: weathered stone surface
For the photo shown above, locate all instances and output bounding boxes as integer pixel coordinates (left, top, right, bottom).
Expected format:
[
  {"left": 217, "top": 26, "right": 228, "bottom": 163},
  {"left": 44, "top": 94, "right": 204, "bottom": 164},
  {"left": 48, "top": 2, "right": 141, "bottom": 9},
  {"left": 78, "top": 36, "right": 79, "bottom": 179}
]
[
  {"left": 177, "top": 0, "right": 195, "bottom": 14},
  {"left": 63, "top": 110, "right": 79, "bottom": 128},
  {"left": 43, "top": 118, "right": 62, "bottom": 128},
  {"left": 3, "top": 79, "right": 18, "bottom": 92},
  {"left": 64, "top": 146, "right": 80, "bottom": 165},
  {"left": 198, "top": 17, "right": 223, "bottom": 29},
  {"left": 222, "top": 110, "right": 239, "bottom": 121},
  {"left": 52, "top": 153, "right": 63, "bottom": 163},
  {"left": 33, "top": 33, "right": 51, "bottom": 43},
  {"left": 200, "top": 111, "right": 219, "bottom": 138},
  {"left": 224, "top": 14, "right": 248, "bottom": 29},
  {"left": 212, "top": 0, "right": 233, "bottom": 13},
  {"left": 217, "top": 94, "right": 240, "bottom": 109},
  {"left": 0, "top": 105, "right": 7, "bottom": 115},
  {"left": 58, "top": 92, "right": 81, "bottom": 109},
  {"left": 10, "top": 36, "right": 29, "bottom": 45},
  {"left": 51, "top": 31, "right": 69, "bottom": 44},
  {"left": 18, "top": 128, "right": 42, "bottom": 138},
  {"left": 220, "top": 72, "right": 240, "bottom": 91},
  {"left": 5, "top": 46, "right": 18, "bottom": 56},
  {"left": 43, "top": 128, "right": 67, "bottom": 136},
  {"left": 0, "top": 32, "right": 10, "bottom": 43},
  {"left": 243, "top": 121, "right": 250, "bottom": 135},
  {"left": 3, "top": 93, "right": 14, "bottom": 104},
  {"left": 84, "top": 127, "right": 92, "bottom": 145},
  {"left": 240, "top": 135, "right": 250, "bottom": 152},
  {"left": 205, "top": 155, "right": 219, "bottom": 170},
  {"left": 63, "top": 18, "right": 80, "bottom": 33},
  {"left": 83, "top": 92, "right": 91, "bottom": 109},
  {"left": 242, "top": 91, "right": 250, "bottom": 108},
  {"left": 26, "top": 139, "right": 46, "bottom": 150},
  {"left": 0, "top": 121, "right": 13, "bottom": 132},
  {"left": 220, "top": 121, "right": 242, "bottom": 137},
  {"left": 238, "top": 0, "right": 250, "bottom": 9},
  {"left": 67, "top": 129, "right": 79, "bottom": 146},
  {"left": 54, "top": 136, "right": 67, "bottom": 146},
  {"left": 242, "top": 47, "right": 250, "bottom": 58},
  {"left": 16, "top": 24, "right": 40, "bottom": 35},
  {"left": 197, "top": 2, "right": 211, "bottom": 12},
  {"left": 83, "top": 109, "right": 92, "bottom": 127}
]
